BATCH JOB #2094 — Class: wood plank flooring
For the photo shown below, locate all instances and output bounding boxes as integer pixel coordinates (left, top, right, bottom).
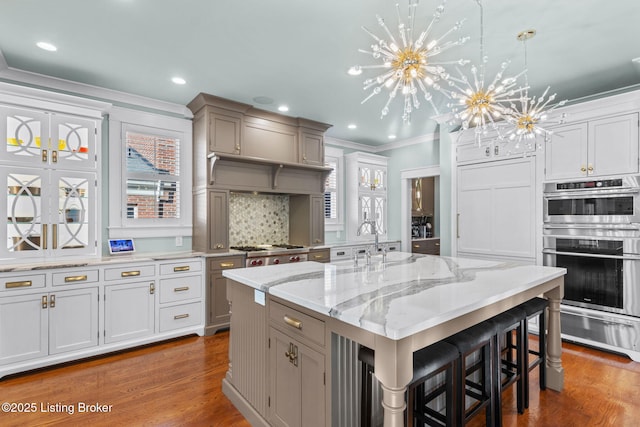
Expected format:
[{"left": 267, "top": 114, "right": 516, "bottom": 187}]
[{"left": 1, "top": 331, "right": 639, "bottom": 426}]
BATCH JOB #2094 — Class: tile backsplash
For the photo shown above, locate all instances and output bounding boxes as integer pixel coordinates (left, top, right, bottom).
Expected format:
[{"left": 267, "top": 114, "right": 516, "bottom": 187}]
[{"left": 229, "top": 192, "right": 289, "bottom": 245}]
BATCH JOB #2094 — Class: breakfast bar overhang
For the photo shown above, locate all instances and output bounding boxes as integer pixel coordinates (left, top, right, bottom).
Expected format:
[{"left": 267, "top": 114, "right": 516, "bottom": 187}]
[{"left": 222, "top": 252, "right": 566, "bottom": 426}]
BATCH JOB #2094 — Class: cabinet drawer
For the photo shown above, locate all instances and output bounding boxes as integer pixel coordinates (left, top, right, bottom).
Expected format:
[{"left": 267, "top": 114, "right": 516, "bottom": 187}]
[
  {"left": 269, "top": 301, "right": 324, "bottom": 348},
  {"left": 1, "top": 273, "right": 46, "bottom": 291},
  {"left": 159, "top": 302, "right": 202, "bottom": 332},
  {"left": 308, "top": 249, "right": 330, "bottom": 263},
  {"left": 104, "top": 264, "right": 155, "bottom": 281},
  {"left": 52, "top": 269, "right": 99, "bottom": 287},
  {"left": 159, "top": 275, "right": 202, "bottom": 303},
  {"left": 159, "top": 259, "right": 202, "bottom": 276},
  {"left": 209, "top": 256, "right": 244, "bottom": 271},
  {"left": 330, "top": 247, "right": 352, "bottom": 261}
]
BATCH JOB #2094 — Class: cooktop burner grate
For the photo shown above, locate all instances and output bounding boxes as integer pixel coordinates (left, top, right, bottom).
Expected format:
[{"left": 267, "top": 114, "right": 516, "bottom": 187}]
[
  {"left": 230, "top": 246, "right": 267, "bottom": 252},
  {"left": 272, "top": 244, "right": 304, "bottom": 249}
]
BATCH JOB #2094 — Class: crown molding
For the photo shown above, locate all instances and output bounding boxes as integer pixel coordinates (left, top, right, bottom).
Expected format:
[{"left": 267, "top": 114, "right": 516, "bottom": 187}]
[
  {"left": 0, "top": 50, "right": 192, "bottom": 118},
  {"left": 325, "top": 131, "right": 438, "bottom": 154}
]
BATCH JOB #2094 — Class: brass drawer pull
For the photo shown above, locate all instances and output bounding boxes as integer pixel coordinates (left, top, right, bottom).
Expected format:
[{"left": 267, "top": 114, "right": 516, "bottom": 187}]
[
  {"left": 313, "top": 254, "right": 324, "bottom": 259},
  {"left": 413, "top": 244, "right": 420, "bottom": 249},
  {"left": 121, "top": 271, "right": 140, "bottom": 277},
  {"left": 174, "top": 314, "right": 189, "bottom": 320},
  {"left": 173, "top": 266, "right": 190, "bottom": 272},
  {"left": 65, "top": 275, "right": 88, "bottom": 283},
  {"left": 174, "top": 286, "right": 190, "bottom": 292},
  {"left": 284, "top": 315, "right": 302, "bottom": 330},
  {"left": 6, "top": 280, "right": 32, "bottom": 289},
  {"left": 220, "top": 262, "right": 235, "bottom": 268}
]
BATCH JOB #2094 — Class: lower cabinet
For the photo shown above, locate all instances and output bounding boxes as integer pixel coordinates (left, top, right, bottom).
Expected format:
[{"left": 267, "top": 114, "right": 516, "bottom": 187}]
[
  {"left": 207, "top": 255, "right": 244, "bottom": 335},
  {"left": 104, "top": 281, "right": 155, "bottom": 344},
  {"left": 308, "top": 248, "right": 330, "bottom": 263},
  {"left": 270, "top": 328, "right": 326, "bottom": 427},
  {"left": 0, "top": 256, "right": 204, "bottom": 378},
  {"left": 269, "top": 301, "right": 325, "bottom": 427},
  {"left": 411, "top": 238, "right": 440, "bottom": 255},
  {"left": 0, "top": 287, "right": 98, "bottom": 365}
]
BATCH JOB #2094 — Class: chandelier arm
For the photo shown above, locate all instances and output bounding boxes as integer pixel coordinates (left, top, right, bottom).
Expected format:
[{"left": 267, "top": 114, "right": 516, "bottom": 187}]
[
  {"left": 376, "top": 15, "right": 399, "bottom": 51},
  {"left": 396, "top": 3, "right": 409, "bottom": 49}
]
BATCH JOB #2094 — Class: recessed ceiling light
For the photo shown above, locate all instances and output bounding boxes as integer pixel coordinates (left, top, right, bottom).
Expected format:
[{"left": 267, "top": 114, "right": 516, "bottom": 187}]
[
  {"left": 388, "top": 134, "right": 397, "bottom": 140},
  {"left": 348, "top": 124, "right": 357, "bottom": 129},
  {"left": 36, "top": 42, "right": 57, "bottom": 52},
  {"left": 278, "top": 105, "right": 289, "bottom": 112},
  {"left": 171, "top": 77, "right": 186, "bottom": 85}
]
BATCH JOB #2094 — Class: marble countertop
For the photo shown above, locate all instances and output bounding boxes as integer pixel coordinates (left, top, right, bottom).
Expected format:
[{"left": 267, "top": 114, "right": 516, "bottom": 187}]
[
  {"left": 0, "top": 250, "right": 245, "bottom": 273},
  {"left": 223, "top": 252, "right": 566, "bottom": 340}
]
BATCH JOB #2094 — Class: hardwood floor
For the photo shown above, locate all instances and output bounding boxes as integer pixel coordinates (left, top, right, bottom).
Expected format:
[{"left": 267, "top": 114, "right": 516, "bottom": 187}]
[{"left": 1, "top": 332, "right": 639, "bottom": 426}]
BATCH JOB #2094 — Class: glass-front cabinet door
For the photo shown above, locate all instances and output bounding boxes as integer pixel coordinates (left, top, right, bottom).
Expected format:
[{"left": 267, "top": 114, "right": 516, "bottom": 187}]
[
  {"left": 50, "top": 114, "right": 96, "bottom": 170},
  {"left": 0, "top": 106, "right": 49, "bottom": 166},
  {"left": 2, "top": 167, "right": 96, "bottom": 258},
  {"left": 0, "top": 107, "right": 96, "bottom": 170},
  {"left": 53, "top": 171, "right": 95, "bottom": 254},
  {"left": 5, "top": 169, "right": 45, "bottom": 254}
]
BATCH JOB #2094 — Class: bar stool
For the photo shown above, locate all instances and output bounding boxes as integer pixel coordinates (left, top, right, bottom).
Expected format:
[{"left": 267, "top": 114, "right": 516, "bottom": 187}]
[
  {"left": 520, "top": 297, "right": 549, "bottom": 408},
  {"left": 488, "top": 306, "right": 527, "bottom": 424},
  {"left": 358, "top": 340, "right": 459, "bottom": 427},
  {"left": 443, "top": 322, "right": 495, "bottom": 426}
]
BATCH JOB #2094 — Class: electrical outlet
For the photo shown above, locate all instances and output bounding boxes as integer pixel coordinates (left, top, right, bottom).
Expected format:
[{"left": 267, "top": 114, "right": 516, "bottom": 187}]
[{"left": 175, "top": 236, "right": 183, "bottom": 247}]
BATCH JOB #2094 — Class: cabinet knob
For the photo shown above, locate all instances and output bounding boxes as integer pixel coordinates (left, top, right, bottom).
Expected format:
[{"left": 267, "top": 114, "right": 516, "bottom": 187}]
[
  {"left": 580, "top": 166, "right": 587, "bottom": 173},
  {"left": 588, "top": 164, "right": 594, "bottom": 173},
  {"left": 485, "top": 147, "right": 491, "bottom": 156},
  {"left": 215, "top": 243, "right": 225, "bottom": 249}
]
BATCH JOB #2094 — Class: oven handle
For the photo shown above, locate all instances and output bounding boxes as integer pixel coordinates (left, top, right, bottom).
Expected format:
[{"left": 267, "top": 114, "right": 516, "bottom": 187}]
[
  {"left": 543, "top": 223, "right": 640, "bottom": 231},
  {"left": 542, "top": 249, "right": 640, "bottom": 260},
  {"left": 544, "top": 188, "right": 639, "bottom": 199}
]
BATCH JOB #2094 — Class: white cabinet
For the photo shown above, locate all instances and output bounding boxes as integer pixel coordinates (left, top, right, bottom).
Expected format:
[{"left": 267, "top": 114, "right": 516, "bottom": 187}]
[
  {"left": 457, "top": 157, "right": 537, "bottom": 261},
  {"left": 545, "top": 113, "right": 639, "bottom": 180},
  {"left": 0, "top": 286, "right": 98, "bottom": 365},
  {"left": 345, "top": 153, "right": 388, "bottom": 242},
  {"left": 0, "top": 101, "right": 100, "bottom": 259},
  {"left": 0, "top": 256, "right": 204, "bottom": 379},
  {"left": 104, "top": 280, "right": 155, "bottom": 344}
]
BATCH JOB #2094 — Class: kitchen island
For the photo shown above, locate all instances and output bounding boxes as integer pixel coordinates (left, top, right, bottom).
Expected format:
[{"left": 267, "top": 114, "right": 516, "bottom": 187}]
[{"left": 222, "top": 252, "right": 566, "bottom": 427}]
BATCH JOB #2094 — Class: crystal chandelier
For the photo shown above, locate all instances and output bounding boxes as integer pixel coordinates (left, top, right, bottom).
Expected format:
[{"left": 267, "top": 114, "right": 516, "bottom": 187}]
[
  {"left": 502, "top": 29, "right": 568, "bottom": 149},
  {"left": 348, "top": 0, "right": 470, "bottom": 123},
  {"left": 443, "top": 0, "right": 526, "bottom": 142}
]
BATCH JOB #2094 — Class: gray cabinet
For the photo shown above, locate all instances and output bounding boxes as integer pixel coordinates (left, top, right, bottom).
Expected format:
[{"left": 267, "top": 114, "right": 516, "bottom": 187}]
[
  {"left": 243, "top": 113, "right": 299, "bottom": 163},
  {"left": 269, "top": 301, "right": 325, "bottom": 427},
  {"left": 206, "top": 255, "right": 243, "bottom": 335},
  {"left": 290, "top": 194, "right": 325, "bottom": 246},
  {"left": 207, "top": 110, "right": 242, "bottom": 155},
  {"left": 299, "top": 126, "right": 324, "bottom": 166},
  {"left": 193, "top": 190, "right": 229, "bottom": 253}
]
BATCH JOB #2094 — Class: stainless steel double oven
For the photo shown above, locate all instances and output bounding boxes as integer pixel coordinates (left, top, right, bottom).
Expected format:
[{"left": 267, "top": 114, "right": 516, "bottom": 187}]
[{"left": 543, "top": 176, "right": 640, "bottom": 360}]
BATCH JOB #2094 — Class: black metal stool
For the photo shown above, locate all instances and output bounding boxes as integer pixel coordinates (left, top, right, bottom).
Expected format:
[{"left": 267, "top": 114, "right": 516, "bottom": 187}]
[
  {"left": 489, "top": 306, "right": 527, "bottom": 424},
  {"left": 443, "top": 322, "right": 495, "bottom": 426},
  {"left": 520, "top": 297, "right": 548, "bottom": 408},
  {"left": 358, "top": 341, "right": 459, "bottom": 427}
]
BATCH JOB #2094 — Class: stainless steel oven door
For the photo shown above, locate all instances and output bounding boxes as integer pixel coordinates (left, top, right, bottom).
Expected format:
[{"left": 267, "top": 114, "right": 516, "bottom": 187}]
[
  {"left": 543, "top": 230, "right": 640, "bottom": 317},
  {"left": 543, "top": 189, "right": 640, "bottom": 224}
]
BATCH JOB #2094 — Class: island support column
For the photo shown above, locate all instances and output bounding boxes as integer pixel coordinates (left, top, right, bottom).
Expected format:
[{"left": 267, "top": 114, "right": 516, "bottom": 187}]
[
  {"left": 373, "top": 336, "right": 413, "bottom": 427},
  {"left": 544, "top": 278, "right": 564, "bottom": 391}
]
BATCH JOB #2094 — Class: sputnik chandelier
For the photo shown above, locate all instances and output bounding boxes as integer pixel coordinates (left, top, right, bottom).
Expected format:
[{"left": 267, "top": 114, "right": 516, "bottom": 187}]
[
  {"left": 348, "top": 0, "right": 470, "bottom": 123},
  {"left": 442, "top": 0, "right": 527, "bottom": 142},
  {"left": 501, "top": 29, "right": 567, "bottom": 149}
]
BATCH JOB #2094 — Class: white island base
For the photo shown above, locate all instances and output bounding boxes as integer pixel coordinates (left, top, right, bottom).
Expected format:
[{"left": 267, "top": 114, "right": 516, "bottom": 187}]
[{"left": 222, "top": 253, "right": 565, "bottom": 426}]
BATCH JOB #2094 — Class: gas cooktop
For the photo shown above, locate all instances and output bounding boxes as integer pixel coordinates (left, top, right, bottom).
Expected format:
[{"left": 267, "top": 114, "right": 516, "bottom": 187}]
[{"left": 230, "top": 244, "right": 304, "bottom": 252}]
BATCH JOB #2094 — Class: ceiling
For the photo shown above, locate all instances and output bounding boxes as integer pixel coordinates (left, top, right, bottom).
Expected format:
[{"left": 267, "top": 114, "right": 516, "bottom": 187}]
[{"left": 1, "top": 0, "right": 639, "bottom": 146}]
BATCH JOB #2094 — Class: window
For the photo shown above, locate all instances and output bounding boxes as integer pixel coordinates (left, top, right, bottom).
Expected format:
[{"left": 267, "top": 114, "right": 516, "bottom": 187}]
[
  {"left": 324, "top": 146, "right": 343, "bottom": 231},
  {"left": 108, "top": 107, "right": 192, "bottom": 238}
]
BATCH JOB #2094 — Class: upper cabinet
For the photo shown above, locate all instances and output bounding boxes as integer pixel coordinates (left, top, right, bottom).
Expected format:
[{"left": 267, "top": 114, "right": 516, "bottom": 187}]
[
  {"left": 188, "top": 93, "right": 331, "bottom": 168},
  {"left": 346, "top": 152, "right": 388, "bottom": 242},
  {"left": 0, "top": 106, "right": 97, "bottom": 171},
  {"left": 0, "top": 83, "right": 108, "bottom": 260},
  {"left": 545, "top": 113, "right": 639, "bottom": 180}
]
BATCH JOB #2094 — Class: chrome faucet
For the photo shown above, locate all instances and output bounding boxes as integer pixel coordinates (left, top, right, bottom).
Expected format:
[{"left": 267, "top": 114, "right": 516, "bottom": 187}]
[{"left": 356, "top": 213, "right": 379, "bottom": 253}]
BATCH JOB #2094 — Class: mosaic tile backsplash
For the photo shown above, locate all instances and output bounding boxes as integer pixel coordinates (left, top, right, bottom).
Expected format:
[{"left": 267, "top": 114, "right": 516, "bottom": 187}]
[{"left": 229, "top": 192, "right": 289, "bottom": 246}]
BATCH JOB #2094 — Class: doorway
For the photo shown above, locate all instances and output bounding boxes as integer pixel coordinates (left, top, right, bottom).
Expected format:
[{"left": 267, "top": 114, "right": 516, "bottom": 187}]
[{"left": 400, "top": 166, "right": 440, "bottom": 253}]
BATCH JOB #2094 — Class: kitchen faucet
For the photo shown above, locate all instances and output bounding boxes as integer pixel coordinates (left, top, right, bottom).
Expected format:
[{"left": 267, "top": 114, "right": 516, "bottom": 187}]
[{"left": 356, "top": 213, "right": 379, "bottom": 254}]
